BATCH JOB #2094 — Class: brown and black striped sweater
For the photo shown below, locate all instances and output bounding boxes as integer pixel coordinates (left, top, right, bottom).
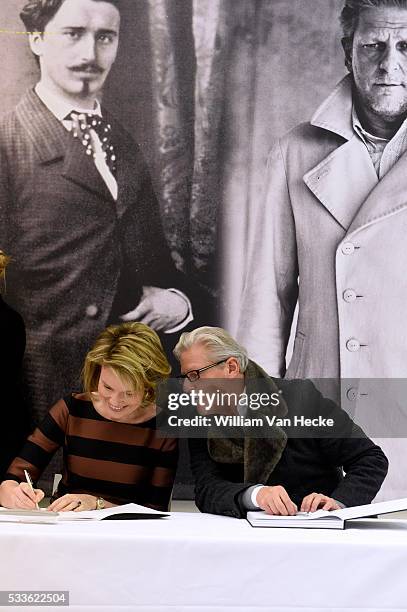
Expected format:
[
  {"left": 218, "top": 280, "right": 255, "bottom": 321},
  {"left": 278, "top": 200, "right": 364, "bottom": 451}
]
[{"left": 5, "top": 394, "right": 178, "bottom": 511}]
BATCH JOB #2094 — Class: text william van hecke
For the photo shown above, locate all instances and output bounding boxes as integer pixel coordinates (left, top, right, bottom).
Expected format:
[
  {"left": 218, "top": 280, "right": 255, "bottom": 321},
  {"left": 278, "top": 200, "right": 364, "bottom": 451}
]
[{"left": 167, "top": 415, "right": 335, "bottom": 427}]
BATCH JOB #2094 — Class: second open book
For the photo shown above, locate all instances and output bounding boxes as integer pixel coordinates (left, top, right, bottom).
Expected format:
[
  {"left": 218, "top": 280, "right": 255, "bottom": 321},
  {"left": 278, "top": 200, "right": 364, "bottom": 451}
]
[{"left": 246, "top": 497, "right": 407, "bottom": 529}]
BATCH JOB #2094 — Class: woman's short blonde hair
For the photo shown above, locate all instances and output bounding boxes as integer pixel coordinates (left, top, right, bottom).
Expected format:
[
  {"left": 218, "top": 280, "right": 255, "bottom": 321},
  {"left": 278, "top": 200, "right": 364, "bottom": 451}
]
[
  {"left": 0, "top": 250, "right": 11, "bottom": 280},
  {"left": 82, "top": 322, "right": 171, "bottom": 407}
]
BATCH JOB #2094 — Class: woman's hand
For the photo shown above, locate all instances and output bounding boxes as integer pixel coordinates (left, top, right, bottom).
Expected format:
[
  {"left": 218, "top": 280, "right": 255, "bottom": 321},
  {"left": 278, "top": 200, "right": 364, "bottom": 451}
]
[
  {"left": 47, "top": 493, "right": 98, "bottom": 512},
  {"left": 0, "top": 480, "right": 44, "bottom": 509}
]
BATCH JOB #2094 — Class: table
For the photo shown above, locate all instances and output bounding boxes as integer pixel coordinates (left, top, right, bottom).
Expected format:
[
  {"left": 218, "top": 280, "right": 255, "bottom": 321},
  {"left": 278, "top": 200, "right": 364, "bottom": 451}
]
[{"left": 1, "top": 512, "right": 407, "bottom": 611}]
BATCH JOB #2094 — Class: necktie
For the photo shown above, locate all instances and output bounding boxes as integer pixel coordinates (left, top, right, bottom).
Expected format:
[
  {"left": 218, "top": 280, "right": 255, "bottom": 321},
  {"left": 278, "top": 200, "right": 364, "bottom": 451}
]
[{"left": 68, "top": 111, "right": 117, "bottom": 176}]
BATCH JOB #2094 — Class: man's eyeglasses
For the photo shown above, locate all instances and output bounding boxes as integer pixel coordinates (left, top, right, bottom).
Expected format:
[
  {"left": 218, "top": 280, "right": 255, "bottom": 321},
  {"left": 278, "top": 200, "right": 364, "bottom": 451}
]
[{"left": 177, "top": 359, "right": 227, "bottom": 382}]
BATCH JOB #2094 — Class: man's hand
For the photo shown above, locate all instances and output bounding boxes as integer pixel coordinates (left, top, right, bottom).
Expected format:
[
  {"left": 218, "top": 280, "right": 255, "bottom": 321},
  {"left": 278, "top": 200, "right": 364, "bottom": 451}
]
[
  {"left": 256, "top": 485, "right": 297, "bottom": 515},
  {"left": 47, "top": 494, "right": 99, "bottom": 512},
  {"left": 121, "top": 286, "right": 189, "bottom": 332},
  {"left": 0, "top": 480, "right": 44, "bottom": 509},
  {"left": 300, "top": 493, "right": 340, "bottom": 512}
]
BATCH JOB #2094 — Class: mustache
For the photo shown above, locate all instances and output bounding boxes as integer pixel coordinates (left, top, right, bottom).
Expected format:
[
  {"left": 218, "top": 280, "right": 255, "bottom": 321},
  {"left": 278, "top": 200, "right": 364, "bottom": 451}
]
[{"left": 69, "top": 63, "right": 104, "bottom": 74}]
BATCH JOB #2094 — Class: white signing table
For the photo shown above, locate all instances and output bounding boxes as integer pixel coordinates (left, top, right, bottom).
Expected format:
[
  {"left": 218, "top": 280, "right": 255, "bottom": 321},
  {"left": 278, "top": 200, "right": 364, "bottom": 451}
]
[{"left": 1, "top": 512, "right": 407, "bottom": 612}]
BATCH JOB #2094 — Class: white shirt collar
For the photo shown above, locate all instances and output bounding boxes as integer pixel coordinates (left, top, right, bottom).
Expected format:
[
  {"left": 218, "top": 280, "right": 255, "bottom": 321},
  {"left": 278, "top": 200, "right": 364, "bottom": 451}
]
[{"left": 35, "top": 82, "right": 102, "bottom": 122}]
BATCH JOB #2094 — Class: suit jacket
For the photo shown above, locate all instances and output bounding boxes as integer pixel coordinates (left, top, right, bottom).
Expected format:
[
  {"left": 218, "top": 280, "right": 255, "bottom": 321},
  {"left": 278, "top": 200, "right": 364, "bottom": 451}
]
[
  {"left": 0, "top": 88, "right": 197, "bottom": 427},
  {"left": 238, "top": 75, "right": 407, "bottom": 380},
  {"left": 188, "top": 361, "right": 388, "bottom": 518}
]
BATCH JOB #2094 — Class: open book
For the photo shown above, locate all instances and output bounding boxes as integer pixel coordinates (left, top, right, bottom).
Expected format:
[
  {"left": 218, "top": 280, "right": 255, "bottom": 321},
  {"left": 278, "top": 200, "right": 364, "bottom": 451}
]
[
  {"left": 0, "top": 503, "right": 168, "bottom": 524},
  {"left": 57, "top": 502, "right": 168, "bottom": 521},
  {"left": 247, "top": 497, "right": 407, "bottom": 529}
]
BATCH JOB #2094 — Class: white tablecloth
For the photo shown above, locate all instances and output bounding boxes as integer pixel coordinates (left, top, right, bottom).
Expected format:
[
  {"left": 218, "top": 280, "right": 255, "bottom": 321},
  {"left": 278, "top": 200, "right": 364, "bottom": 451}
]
[{"left": 1, "top": 512, "right": 407, "bottom": 611}]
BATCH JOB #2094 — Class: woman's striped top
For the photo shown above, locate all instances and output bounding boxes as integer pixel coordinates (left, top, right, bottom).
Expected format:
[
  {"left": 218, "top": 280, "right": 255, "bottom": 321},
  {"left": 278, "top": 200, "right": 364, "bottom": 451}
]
[{"left": 5, "top": 393, "right": 178, "bottom": 511}]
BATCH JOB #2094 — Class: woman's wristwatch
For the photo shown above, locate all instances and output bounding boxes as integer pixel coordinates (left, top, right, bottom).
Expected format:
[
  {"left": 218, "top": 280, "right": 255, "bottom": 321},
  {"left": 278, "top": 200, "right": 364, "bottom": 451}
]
[{"left": 95, "top": 497, "right": 105, "bottom": 510}]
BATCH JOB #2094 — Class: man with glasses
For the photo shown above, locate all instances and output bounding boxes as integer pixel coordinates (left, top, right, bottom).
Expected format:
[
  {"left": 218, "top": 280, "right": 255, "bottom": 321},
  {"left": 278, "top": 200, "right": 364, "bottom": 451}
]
[
  {"left": 173, "top": 326, "right": 387, "bottom": 517},
  {"left": 180, "top": 359, "right": 227, "bottom": 382}
]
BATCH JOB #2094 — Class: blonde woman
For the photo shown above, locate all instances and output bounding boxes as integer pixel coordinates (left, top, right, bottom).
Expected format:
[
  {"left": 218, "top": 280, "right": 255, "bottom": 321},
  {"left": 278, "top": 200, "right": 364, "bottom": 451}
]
[
  {"left": 0, "top": 251, "right": 31, "bottom": 479},
  {"left": 0, "top": 322, "right": 177, "bottom": 512}
]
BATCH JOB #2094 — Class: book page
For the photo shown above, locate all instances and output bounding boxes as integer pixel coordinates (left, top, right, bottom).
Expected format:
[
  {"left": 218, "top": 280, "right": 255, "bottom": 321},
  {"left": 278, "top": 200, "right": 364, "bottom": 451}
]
[{"left": 58, "top": 502, "right": 168, "bottom": 521}]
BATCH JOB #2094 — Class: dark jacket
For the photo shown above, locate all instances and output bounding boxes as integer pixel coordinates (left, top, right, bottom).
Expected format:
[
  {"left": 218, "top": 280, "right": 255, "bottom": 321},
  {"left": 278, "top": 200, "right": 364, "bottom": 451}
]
[
  {"left": 0, "top": 296, "right": 31, "bottom": 479},
  {"left": 189, "top": 361, "right": 388, "bottom": 517}
]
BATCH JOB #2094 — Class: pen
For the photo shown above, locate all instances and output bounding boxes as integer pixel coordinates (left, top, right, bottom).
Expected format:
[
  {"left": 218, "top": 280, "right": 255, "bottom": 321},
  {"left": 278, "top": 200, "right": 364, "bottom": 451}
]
[{"left": 24, "top": 469, "right": 39, "bottom": 510}]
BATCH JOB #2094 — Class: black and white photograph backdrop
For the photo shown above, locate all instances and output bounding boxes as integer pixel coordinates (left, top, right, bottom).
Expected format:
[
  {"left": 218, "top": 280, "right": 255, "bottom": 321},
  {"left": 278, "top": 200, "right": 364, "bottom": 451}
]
[{"left": 1, "top": 0, "right": 406, "bottom": 500}]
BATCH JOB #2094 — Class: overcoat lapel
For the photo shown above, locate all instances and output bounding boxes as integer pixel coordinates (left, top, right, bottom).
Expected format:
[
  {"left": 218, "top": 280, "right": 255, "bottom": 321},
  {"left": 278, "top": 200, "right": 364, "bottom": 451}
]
[
  {"left": 302, "top": 75, "right": 378, "bottom": 231},
  {"left": 302, "top": 73, "right": 407, "bottom": 234},
  {"left": 347, "top": 149, "right": 407, "bottom": 235},
  {"left": 303, "top": 136, "right": 378, "bottom": 231},
  {"left": 15, "top": 89, "right": 114, "bottom": 203}
]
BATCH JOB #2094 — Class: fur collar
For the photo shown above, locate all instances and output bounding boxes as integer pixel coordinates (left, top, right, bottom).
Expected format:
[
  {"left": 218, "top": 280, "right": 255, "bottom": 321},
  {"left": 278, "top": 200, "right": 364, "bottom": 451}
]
[{"left": 208, "top": 361, "right": 288, "bottom": 483}]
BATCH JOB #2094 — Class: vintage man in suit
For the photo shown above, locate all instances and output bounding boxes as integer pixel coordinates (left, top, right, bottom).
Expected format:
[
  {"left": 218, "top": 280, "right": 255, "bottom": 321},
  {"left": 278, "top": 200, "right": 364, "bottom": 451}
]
[
  {"left": 173, "top": 327, "right": 387, "bottom": 517},
  {"left": 238, "top": 0, "right": 407, "bottom": 499},
  {"left": 0, "top": 0, "right": 195, "bottom": 438}
]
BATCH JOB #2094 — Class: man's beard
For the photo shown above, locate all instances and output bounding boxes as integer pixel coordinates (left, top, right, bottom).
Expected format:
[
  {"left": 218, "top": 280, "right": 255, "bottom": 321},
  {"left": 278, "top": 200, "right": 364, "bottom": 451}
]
[
  {"left": 79, "top": 80, "right": 91, "bottom": 97},
  {"left": 70, "top": 62, "right": 104, "bottom": 98},
  {"left": 365, "top": 92, "right": 407, "bottom": 124}
]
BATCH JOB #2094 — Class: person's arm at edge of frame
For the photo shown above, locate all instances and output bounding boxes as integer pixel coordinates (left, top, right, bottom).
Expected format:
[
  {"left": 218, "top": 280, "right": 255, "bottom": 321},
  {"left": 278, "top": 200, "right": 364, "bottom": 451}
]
[{"left": 0, "top": 398, "right": 70, "bottom": 509}]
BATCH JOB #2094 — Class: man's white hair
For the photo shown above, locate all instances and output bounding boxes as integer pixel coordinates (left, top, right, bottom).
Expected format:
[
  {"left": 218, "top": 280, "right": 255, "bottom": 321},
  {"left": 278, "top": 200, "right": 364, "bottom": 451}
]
[{"left": 173, "top": 326, "right": 249, "bottom": 372}]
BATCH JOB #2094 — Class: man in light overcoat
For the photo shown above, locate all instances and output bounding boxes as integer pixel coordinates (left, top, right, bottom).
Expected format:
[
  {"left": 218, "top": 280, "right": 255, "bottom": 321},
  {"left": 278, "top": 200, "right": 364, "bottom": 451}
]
[{"left": 238, "top": 0, "right": 407, "bottom": 499}]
